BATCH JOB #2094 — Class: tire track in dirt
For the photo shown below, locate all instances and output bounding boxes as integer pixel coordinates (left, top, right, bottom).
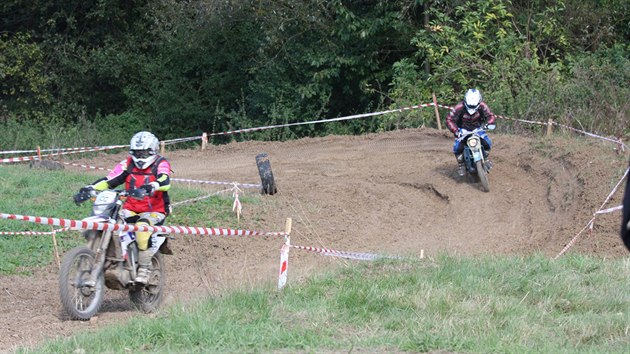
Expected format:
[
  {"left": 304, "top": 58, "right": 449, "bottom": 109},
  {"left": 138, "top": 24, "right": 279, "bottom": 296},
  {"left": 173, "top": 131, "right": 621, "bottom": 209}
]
[{"left": 1, "top": 128, "right": 627, "bottom": 351}]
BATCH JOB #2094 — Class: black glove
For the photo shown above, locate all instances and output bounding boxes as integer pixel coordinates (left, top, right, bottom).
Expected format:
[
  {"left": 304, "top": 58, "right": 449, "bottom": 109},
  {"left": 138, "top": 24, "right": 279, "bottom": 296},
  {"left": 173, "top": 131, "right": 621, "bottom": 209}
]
[
  {"left": 73, "top": 186, "right": 93, "bottom": 205},
  {"left": 140, "top": 184, "right": 154, "bottom": 195},
  {"left": 79, "top": 186, "right": 94, "bottom": 194}
]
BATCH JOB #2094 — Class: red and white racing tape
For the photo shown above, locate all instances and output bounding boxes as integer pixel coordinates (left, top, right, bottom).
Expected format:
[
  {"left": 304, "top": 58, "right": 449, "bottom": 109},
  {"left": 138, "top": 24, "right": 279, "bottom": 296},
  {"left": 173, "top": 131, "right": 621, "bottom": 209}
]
[
  {"left": 207, "top": 103, "right": 437, "bottom": 137},
  {"left": 0, "top": 212, "right": 287, "bottom": 237},
  {"left": 289, "top": 244, "right": 401, "bottom": 261},
  {"left": 58, "top": 161, "right": 262, "bottom": 189},
  {"left": 162, "top": 136, "right": 202, "bottom": 145},
  {"left": 170, "top": 188, "right": 233, "bottom": 207},
  {"left": 1, "top": 145, "right": 127, "bottom": 164},
  {"left": 554, "top": 166, "right": 630, "bottom": 259},
  {"left": 0, "top": 144, "right": 127, "bottom": 155},
  {"left": 61, "top": 161, "right": 108, "bottom": 171},
  {"left": 171, "top": 178, "right": 261, "bottom": 189},
  {"left": 595, "top": 205, "right": 623, "bottom": 215},
  {"left": 0, "top": 227, "right": 70, "bottom": 236}
]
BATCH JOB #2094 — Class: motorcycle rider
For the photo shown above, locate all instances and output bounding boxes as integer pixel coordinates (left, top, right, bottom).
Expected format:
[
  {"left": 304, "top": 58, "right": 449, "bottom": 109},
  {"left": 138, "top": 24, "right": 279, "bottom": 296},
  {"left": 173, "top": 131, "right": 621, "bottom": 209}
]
[
  {"left": 77, "top": 131, "right": 171, "bottom": 284},
  {"left": 445, "top": 88, "right": 496, "bottom": 176}
]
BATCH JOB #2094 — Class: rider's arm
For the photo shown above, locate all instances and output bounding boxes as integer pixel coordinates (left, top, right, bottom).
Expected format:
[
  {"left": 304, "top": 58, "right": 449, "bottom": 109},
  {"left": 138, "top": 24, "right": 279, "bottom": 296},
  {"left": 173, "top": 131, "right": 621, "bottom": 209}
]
[
  {"left": 445, "top": 103, "right": 464, "bottom": 135},
  {"left": 149, "top": 159, "right": 172, "bottom": 192},
  {"left": 91, "top": 160, "right": 128, "bottom": 191}
]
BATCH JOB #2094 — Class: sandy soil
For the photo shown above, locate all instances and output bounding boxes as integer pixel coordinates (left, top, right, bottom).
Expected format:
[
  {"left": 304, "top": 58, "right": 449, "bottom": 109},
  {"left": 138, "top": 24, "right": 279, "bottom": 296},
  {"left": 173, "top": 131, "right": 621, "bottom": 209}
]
[{"left": 1, "top": 128, "right": 628, "bottom": 352}]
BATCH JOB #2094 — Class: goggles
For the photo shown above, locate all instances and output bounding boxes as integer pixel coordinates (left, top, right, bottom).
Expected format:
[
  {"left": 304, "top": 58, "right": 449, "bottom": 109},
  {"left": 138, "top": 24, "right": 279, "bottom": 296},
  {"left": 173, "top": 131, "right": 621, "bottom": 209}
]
[{"left": 130, "top": 149, "right": 154, "bottom": 159}]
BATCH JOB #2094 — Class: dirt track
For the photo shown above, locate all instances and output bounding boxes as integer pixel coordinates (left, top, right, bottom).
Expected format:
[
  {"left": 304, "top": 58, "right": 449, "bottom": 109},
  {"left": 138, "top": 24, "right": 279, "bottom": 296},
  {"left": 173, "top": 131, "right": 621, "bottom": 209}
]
[{"left": 1, "top": 128, "right": 628, "bottom": 352}]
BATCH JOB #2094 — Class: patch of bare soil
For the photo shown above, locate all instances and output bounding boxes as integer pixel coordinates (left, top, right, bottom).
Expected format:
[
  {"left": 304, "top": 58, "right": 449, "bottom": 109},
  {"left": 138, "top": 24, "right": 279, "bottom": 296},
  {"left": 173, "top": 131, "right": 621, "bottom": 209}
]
[{"left": 1, "top": 128, "right": 627, "bottom": 352}]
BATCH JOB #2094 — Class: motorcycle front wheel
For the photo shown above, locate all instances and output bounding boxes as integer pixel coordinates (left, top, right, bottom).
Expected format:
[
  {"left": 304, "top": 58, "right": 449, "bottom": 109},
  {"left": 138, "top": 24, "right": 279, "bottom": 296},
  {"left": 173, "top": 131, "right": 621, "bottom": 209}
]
[
  {"left": 476, "top": 160, "right": 490, "bottom": 192},
  {"left": 129, "top": 252, "right": 165, "bottom": 313},
  {"left": 59, "top": 246, "right": 105, "bottom": 320}
]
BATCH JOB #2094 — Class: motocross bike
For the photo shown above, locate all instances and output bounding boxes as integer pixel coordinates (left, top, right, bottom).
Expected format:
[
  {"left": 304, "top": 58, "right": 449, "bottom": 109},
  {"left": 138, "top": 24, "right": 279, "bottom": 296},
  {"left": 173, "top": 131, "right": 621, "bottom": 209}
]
[
  {"left": 458, "top": 125, "right": 495, "bottom": 193},
  {"left": 59, "top": 188, "right": 173, "bottom": 320}
]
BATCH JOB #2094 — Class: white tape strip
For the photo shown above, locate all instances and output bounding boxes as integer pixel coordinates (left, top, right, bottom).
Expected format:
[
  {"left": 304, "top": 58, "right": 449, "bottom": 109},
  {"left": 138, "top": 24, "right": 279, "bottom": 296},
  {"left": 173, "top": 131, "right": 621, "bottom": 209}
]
[
  {"left": 207, "top": 103, "right": 436, "bottom": 137},
  {"left": 290, "top": 245, "right": 401, "bottom": 261},
  {"left": 554, "top": 167, "right": 630, "bottom": 259},
  {"left": 595, "top": 205, "right": 623, "bottom": 215}
]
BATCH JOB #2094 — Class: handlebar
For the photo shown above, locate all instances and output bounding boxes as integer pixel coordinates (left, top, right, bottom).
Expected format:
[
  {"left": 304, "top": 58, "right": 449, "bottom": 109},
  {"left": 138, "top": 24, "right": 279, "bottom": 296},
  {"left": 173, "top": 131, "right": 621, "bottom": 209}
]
[{"left": 73, "top": 188, "right": 147, "bottom": 205}]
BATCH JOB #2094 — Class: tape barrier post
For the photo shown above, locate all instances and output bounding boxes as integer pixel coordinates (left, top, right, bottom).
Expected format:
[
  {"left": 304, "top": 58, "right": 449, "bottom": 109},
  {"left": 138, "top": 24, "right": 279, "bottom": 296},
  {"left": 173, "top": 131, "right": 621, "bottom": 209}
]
[
  {"left": 432, "top": 93, "right": 441, "bottom": 131},
  {"left": 51, "top": 228, "right": 61, "bottom": 269},
  {"left": 278, "top": 218, "right": 292, "bottom": 290},
  {"left": 201, "top": 132, "right": 208, "bottom": 151}
]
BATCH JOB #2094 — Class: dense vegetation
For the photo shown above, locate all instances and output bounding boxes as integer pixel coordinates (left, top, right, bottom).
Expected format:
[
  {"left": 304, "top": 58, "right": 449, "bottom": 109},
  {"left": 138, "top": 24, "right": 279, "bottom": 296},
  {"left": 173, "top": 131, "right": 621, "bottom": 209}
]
[{"left": 1, "top": 0, "right": 629, "bottom": 148}]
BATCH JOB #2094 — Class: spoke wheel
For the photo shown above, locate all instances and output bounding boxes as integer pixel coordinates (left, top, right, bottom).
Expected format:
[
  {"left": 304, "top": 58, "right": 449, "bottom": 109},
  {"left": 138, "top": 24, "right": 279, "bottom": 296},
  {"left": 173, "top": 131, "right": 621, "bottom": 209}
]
[
  {"left": 129, "top": 252, "right": 165, "bottom": 313},
  {"left": 476, "top": 160, "right": 490, "bottom": 192},
  {"left": 59, "top": 246, "right": 104, "bottom": 320}
]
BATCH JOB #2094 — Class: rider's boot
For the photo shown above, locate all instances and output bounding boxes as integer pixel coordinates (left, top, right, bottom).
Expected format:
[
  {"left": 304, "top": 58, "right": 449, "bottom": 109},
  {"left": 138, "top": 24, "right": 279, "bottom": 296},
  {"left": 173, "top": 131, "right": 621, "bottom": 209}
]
[
  {"left": 456, "top": 154, "right": 465, "bottom": 176},
  {"left": 135, "top": 249, "right": 152, "bottom": 285},
  {"left": 483, "top": 150, "right": 493, "bottom": 170}
]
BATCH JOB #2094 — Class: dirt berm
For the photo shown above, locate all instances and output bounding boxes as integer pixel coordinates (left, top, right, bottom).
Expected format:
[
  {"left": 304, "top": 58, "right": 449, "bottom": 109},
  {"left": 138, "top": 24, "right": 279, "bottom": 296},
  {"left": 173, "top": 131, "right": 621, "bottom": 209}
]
[{"left": 1, "top": 128, "right": 627, "bottom": 351}]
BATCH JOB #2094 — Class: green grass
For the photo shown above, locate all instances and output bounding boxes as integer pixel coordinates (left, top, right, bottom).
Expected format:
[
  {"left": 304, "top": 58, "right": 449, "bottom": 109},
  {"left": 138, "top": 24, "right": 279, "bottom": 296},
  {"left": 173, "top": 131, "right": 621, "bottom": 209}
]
[
  {"left": 2, "top": 166, "right": 630, "bottom": 353},
  {"left": 19, "top": 255, "right": 630, "bottom": 353},
  {"left": 0, "top": 165, "right": 248, "bottom": 275}
]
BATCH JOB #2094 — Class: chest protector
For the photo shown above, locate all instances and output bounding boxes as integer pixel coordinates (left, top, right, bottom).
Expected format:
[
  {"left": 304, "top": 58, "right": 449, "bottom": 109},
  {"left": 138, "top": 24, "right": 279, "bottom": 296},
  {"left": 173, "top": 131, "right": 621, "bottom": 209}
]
[
  {"left": 457, "top": 110, "right": 485, "bottom": 132},
  {"left": 123, "top": 156, "right": 170, "bottom": 214}
]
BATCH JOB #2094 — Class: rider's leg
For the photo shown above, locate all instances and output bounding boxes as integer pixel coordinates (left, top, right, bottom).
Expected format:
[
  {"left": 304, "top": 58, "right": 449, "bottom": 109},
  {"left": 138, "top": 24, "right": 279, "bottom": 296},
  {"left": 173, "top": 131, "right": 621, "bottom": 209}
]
[
  {"left": 134, "top": 212, "right": 166, "bottom": 284},
  {"left": 480, "top": 133, "right": 493, "bottom": 158},
  {"left": 453, "top": 139, "right": 465, "bottom": 176}
]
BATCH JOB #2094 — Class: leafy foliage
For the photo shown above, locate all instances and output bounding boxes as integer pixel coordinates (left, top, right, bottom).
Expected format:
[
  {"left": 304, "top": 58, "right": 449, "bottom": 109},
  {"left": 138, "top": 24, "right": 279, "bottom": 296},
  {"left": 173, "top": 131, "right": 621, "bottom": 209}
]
[{"left": 0, "top": 0, "right": 628, "bottom": 147}]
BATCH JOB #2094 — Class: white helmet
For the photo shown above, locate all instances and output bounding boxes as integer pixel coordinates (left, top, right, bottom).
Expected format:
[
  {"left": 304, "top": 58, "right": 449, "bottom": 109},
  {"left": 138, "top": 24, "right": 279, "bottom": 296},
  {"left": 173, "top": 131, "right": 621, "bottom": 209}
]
[
  {"left": 464, "top": 88, "right": 482, "bottom": 115},
  {"left": 129, "top": 131, "right": 159, "bottom": 169}
]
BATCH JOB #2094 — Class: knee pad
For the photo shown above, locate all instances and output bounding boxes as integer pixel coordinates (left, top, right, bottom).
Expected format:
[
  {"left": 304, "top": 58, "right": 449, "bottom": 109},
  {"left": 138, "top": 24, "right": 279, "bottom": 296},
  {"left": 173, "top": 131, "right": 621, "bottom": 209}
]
[{"left": 135, "top": 219, "right": 153, "bottom": 251}]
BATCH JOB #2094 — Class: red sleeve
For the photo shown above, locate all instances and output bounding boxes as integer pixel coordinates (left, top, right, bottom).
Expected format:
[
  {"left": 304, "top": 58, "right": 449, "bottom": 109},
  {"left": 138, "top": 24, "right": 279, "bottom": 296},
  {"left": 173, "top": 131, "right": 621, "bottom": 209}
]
[{"left": 446, "top": 102, "right": 464, "bottom": 134}]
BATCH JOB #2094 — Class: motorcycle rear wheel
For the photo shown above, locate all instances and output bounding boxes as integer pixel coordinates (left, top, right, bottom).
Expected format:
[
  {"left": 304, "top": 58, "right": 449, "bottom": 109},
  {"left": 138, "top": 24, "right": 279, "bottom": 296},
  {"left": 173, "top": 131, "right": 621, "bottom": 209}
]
[
  {"left": 476, "top": 160, "right": 490, "bottom": 192},
  {"left": 129, "top": 252, "right": 165, "bottom": 313},
  {"left": 59, "top": 246, "right": 105, "bottom": 320}
]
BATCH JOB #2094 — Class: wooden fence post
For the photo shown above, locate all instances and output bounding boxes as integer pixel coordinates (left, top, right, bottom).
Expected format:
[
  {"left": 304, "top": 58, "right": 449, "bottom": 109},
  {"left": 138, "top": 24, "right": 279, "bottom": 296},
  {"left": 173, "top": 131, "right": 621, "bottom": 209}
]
[
  {"left": 432, "top": 93, "right": 442, "bottom": 130},
  {"left": 547, "top": 119, "right": 553, "bottom": 137},
  {"left": 201, "top": 132, "right": 208, "bottom": 151},
  {"left": 160, "top": 141, "right": 166, "bottom": 155}
]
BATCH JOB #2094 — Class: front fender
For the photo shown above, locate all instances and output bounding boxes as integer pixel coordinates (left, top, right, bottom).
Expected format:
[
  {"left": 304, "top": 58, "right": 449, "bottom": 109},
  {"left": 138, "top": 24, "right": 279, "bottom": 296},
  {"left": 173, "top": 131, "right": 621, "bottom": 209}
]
[
  {"left": 467, "top": 137, "right": 483, "bottom": 162},
  {"left": 82, "top": 215, "right": 111, "bottom": 223}
]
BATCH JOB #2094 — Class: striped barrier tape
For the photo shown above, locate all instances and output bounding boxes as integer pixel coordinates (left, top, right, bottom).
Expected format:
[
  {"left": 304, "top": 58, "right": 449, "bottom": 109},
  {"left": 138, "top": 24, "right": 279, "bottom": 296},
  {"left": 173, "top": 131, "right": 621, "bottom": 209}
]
[
  {"left": 0, "top": 227, "right": 70, "bottom": 236},
  {"left": 170, "top": 188, "right": 233, "bottom": 207},
  {"left": 278, "top": 239, "right": 405, "bottom": 289},
  {"left": 595, "top": 205, "right": 623, "bottom": 215},
  {"left": 554, "top": 166, "right": 630, "bottom": 259},
  {"left": 0, "top": 212, "right": 287, "bottom": 237},
  {"left": 2, "top": 99, "right": 627, "bottom": 156},
  {"left": 58, "top": 161, "right": 262, "bottom": 189},
  {"left": 1, "top": 145, "right": 127, "bottom": 164},
  {"left": 171, "top": 178, "right": 261, "bottom": 189},
  {"left": 162, "top": 136, "right": 202, "bottom": 145},
  {"left": 289, "top": 244, "right": 401, "bottom": 261},
  {"left": 0, "top": 145, "right": 128, "bottom": 155},
  {"left": 207, "top": 102, "right": 437, "bottom": 137}
]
